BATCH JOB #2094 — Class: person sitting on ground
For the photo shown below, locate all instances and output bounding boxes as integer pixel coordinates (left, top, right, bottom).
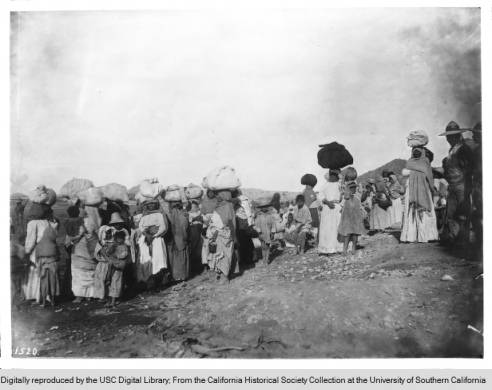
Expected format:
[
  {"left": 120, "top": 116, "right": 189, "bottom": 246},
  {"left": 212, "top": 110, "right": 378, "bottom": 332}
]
[
  {"left": 291, "top": 194, "right": 313, "bottom": 254},
  {"left": 282, "top": 213, "right": 297, "bottom": 248},
  {"left": 338, "top": 181, "right": 366, "bottom": 256}
]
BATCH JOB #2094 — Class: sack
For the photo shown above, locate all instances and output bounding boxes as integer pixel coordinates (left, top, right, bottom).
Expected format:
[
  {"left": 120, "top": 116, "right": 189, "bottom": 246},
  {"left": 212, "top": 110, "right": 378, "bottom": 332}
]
[
  {"left": 78, "top": 187, "right": 104, "bottom": 206},
  {"left": 301, "top": 174, "right": 317, "bottom": 187},
  {"left": 164, "top": 188, "right": 182, "bottom": 202},
  {"left": 343, "top": 167, "right": 358, "bottom": 181},
  {"left": 59, "top": 178, "right": 94, "bottom": 199},
  {"left": 139, "top": 178, "right": 163, "bottom": 199},
  {"left": 407, "top": 130, "right": 429, "bottom": 147},
  {"left": 202, "top": 166, "right": 241, "bottom": 191},
  {"left": 376, "top": 193, "right": 392, "bottom": 210},
  {"left": 185, "top": 184, "right": 203, "bottom": 200},
  {"left": 101, "top": 183, "right": 129, "bottom": 203},
  {"left": 29, "top": 185, "right": 57, "bottom": 206},
  {"left": 317, "top": 142, "right": 353, "bottom": 169}
]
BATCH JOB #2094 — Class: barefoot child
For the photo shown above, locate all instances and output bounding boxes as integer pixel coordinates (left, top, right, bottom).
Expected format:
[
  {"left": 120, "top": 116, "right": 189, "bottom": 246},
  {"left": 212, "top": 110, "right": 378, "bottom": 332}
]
[
  {"left": 338, "top": 181, "right": 366, "bottom": 255},
  {"left": 254, "top": 200, "right": 276, "bottom": 264}
]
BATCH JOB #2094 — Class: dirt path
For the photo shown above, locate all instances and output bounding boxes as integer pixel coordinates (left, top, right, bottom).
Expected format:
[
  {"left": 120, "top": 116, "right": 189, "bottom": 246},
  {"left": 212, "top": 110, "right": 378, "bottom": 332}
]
[{"left": 12, "top": 233, "right": 483, "bottom": 358}]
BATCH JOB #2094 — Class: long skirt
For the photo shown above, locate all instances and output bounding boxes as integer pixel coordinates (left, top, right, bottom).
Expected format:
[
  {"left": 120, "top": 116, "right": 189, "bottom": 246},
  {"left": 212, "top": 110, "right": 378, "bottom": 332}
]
[
  {"left": 137, "top": 236, "right": 167, "bottom": 282},
  {"left": 71, "top": 254, "right": 96, "bottom": 298},
  {"left": 168, "top": 246, "right": 190, "bottom": 282},
  {"left": 309, "top": 207, "right": 320, "bottom": 228},
  {"left": 207, "top": 235, "right": 236, "bottom": 276},
  {"left": 39, "top": 257, "right": 60, "bottom": 300},
  {"left": 93, "top": 261, "right": 110, "bottom": 299},
  {"left": 370, "top": 204, "right": 391, "bottom": 230},
  {"left": 318, "top": 204, "right": 343, "bottom": 254},
  {"left": 22, "top": 252, "right": 40, "bottom": 302},
  {"left": 387, "top": 198, "right": 403, "bottom": 228},
  {"left": 401, "top": 185, "right": 438, "bottom": 243},
  {"left": 189, "top": 225, "right": 204, "bottom": 274},
  {"left": 109, "top": 270, "right": 124, "bottom": 298}
]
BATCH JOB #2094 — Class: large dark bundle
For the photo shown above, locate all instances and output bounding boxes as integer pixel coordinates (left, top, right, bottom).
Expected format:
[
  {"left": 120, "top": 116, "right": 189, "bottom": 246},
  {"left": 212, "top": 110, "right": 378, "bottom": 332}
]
[
  {"left": 300, "top": 174, "right": 317, "bottom": 187},
  {"left": 317, "top": 142, "right": 353, "bottom": 169}
]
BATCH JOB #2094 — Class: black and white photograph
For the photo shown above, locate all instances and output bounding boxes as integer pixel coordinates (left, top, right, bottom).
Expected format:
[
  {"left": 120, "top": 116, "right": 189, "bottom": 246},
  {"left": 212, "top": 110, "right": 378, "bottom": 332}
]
[{"left": 9, "top": 7, "right": 483, "bottom": 359}]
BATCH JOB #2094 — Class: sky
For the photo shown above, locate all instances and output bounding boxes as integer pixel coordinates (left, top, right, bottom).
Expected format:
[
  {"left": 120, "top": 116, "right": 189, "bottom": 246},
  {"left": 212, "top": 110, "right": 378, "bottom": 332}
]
[{"left": 10, "top": 8, "right": 481, "bottom": 194}]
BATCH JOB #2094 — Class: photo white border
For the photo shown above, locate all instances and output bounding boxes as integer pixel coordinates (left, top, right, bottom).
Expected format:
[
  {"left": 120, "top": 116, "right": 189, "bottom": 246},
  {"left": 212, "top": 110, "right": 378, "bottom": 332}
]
[{"left": 0, "top": 0, "right": 489, "bottom": 371}]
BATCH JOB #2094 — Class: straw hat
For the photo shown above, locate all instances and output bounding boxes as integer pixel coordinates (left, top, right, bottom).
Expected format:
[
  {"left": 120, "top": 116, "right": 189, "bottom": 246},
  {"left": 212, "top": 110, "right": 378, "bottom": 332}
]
[{"left": 109, "top": 212, "right": 124, "bottom": 225}]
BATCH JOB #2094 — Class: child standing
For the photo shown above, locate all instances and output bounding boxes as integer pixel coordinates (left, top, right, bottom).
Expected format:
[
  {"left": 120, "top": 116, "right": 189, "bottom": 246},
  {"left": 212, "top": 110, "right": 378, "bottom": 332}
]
[
  {"left": 254, "top": 200, "right": 276, "bottom": 264},
  {"left": 292, "top": 194, "right": 313, "bottom": 254},
  {"left": 338, "top": 181, "right": 366, "bottom": 256}
]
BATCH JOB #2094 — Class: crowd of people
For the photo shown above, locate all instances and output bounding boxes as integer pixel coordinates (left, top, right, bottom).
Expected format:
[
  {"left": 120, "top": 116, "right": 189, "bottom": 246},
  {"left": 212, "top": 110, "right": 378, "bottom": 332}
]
[{"left": 10, "top": 120, "right": 482, "bottom": 309}]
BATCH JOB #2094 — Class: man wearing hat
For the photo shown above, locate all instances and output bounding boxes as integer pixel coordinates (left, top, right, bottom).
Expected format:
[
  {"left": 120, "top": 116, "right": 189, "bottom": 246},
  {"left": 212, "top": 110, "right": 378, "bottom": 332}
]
[{"left": 439, "top": 121, "right": 474, "bottom": 246}]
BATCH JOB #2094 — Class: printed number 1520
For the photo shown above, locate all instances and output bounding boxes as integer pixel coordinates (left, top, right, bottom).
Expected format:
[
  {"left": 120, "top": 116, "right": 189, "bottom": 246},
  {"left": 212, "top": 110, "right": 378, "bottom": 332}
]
[{"left": 13, "top": 347, "right": 38, "bottom": 356}]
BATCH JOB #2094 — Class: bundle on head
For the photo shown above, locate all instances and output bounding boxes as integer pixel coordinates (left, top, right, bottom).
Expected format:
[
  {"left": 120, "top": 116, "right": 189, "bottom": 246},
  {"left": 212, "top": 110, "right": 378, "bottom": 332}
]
[
  {"left": 101, "top": 183, "right": 129, "bottom": 203},
  {"left": 317, "top": 142, "right": 353, "bottom": 169},
  {"left": 184, "top": 183, "right": 203, "bottom": 200},
  {"left": 407, "top": 130, "right": 429, "bottom": 148},
  {"left": 301, "top": 174, "right": 317, "bottom": 187},
  {"left": 29, "top": 185, "right": 57, "bottom": 206},
  {"left": 164, "top": 184, "right": 182, "bottom": 202},
  {"left": 202, "top": 165, "right": 241, "bottom": 191}
]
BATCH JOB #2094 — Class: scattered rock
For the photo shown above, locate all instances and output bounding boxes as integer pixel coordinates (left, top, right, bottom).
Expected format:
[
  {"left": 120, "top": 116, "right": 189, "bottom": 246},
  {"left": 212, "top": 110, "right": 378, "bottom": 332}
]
[{"left": 441, "top": 274, "right": 454, "bottom": 281}]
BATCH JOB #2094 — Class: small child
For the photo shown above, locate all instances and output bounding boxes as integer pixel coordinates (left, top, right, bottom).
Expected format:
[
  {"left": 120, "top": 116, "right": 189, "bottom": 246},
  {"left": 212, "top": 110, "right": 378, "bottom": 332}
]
[
  {"left": 104, "top": 231, "right": 130, "bottom": 307},
  {"left": 254, "top": 203, "right": 276, "bottom": 264},
  {"left": 338, "top": 181, "right": 366, "bottom": 256},
  {"left": 292, "top": 194, "right": 313, "bottom": 254}
]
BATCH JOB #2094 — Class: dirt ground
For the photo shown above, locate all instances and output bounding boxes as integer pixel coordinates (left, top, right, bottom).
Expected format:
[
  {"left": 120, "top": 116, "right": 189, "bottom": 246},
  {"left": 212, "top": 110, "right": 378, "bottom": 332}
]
[{"left": 11, "top": 232, "right": 483, "bottom": 359}]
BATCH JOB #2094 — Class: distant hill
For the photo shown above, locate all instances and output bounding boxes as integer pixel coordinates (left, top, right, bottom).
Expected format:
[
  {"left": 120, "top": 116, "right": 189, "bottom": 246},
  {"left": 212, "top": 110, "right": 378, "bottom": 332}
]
[
  {"left": 358, "top": 159, "right": 407, "bottom": 183},
  {"left": 241, "top": 188, "right": 298, "bottom": 203}
]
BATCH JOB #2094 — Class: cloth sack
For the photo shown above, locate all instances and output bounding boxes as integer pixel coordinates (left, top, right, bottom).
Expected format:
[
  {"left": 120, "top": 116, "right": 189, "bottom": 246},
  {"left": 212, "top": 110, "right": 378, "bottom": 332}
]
[
  {"left": 202, "top": 166, "right": 241, "bottom": 190},
  {"left": 185, "top": 184, "right": 203, "bottom": 200},
  {"left": 139, "top": 178, "right": 163, "bottom": 199},
  {"left": 164, "top": 185, "right": 182, "bottom": 202},
  {"left": 407, "top": 130, "right": 429, "bottom": 147},
  {"left": 29, "top": 185, "right": 57, "bottom": 206},
  {"left": 101, "top": 183, "right": 129, "bottom": 203},
  {"left": 78, "top": 187, "right": 104, "bottom": 206},
  {"left": 317, "top": 142, "right": 353, "bottom": 169}
]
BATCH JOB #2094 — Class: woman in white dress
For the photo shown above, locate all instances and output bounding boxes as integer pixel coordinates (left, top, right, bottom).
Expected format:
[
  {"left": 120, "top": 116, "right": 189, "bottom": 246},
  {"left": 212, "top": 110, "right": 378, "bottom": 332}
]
[
  {"left": 400, "top": 146, "right": 438, "bottom": 243},
  {"left": 318, "top": 170, "right": 343, "bottom": 255}
]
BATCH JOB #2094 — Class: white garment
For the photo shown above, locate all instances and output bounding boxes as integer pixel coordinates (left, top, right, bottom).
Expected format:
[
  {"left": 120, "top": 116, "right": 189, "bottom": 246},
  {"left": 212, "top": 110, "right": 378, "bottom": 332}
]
[
  {"left": 138, "top": 213, "right": 168, "bottom": 276},
  {"left": 387, "top": 198, "right": 404, "bottom": 228},
  {"left": 23, "top": 219, "right": 56, "bottom": 301},
  {"left": 318, "top": 182, "right": 343, "bottom": 254}
]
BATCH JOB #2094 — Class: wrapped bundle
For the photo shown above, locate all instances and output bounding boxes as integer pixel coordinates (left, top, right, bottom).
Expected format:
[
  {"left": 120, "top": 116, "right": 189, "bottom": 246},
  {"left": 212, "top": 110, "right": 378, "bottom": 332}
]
[
  {"left": 202, "top": 166, "right": 241, "bottom": 191},
  {"left": 301, "top": 174, "right": 317, "bottom": 187},
  {"left": 375, "top": 192, "right": 392, "bottom": 210},
  {"left": 407, "top": 130, "right": 429, "bottom": 147},
  {"left": 101, "top": 183, "right": 129, "bottom": 203},
  {"left": 139, "top": 178, "right": 163, "bottom": 199},
  {"left": 78, "top": 187, "right": 104, "bottom": 206},
  {"left": 164, "top": 184, "right": 182, "bottom": 202},
  {"left": 28, "top": 185, "right": 57, "bottom": 206},
  {"left": 317, "top": 142, "right": 353, "bottom": 169},
  {"left": 59, "top": 178, "right": 94, "bottom": 199},
  {"left": 185, "top": 183, "right": 203, "bottom": 200},
  {"left": 134, "top": 191, "right": 148, "bottom": 204}
]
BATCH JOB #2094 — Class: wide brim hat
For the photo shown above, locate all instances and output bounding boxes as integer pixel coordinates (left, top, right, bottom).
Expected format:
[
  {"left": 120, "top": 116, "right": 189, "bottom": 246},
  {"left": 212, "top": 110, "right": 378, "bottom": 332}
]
[
  {"left": 438, "top": 121, "right": 471, "bottom": 136},
  {"left": 109, "top": 212, "right": 125, "bottom": 225}
]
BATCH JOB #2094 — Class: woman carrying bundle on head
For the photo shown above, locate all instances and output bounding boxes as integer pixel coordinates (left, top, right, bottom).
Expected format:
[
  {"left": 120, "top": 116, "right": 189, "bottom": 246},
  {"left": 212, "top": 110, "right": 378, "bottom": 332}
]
[{"left": 400, "top": 133, "right": 438, "bottom": 243}]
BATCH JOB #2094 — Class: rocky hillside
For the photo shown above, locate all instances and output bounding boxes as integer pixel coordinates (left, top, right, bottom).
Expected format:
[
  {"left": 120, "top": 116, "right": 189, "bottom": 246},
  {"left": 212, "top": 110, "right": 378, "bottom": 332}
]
[{"left": 358, "top": 159, "right": 407, "bottom": 183}]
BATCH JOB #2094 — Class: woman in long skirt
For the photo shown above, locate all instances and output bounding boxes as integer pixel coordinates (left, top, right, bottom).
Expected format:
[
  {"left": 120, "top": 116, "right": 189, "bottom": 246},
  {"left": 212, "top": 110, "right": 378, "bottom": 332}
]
[
  {"left": 318, "top": 170, "right": 343, "bottom": 255},
  {"left": 384, "top": 171, "right": 405, "bottom": 228},
  {"left": 400, "top": 147, "right": 439, "bottom": 243},
  {"left": 71, "top": 217, "right": 98, "bottom": 302}
]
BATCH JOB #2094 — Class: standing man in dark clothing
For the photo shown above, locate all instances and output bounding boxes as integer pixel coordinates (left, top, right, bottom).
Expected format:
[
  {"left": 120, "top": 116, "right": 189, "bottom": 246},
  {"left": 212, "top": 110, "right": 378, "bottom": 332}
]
[{"left": 438, "top": 121, "right": 474, "bottom": 246}]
